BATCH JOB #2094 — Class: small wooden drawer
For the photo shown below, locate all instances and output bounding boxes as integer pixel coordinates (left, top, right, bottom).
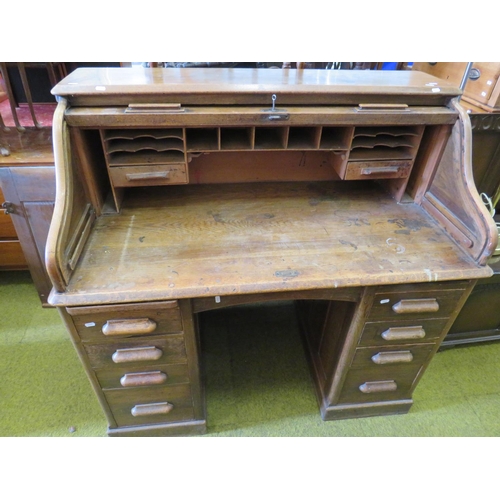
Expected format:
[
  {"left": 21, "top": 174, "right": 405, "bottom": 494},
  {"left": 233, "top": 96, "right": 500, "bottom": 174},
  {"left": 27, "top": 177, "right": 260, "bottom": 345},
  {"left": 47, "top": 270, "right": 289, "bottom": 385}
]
[
  {"left": 95, "top": 362, "right": 190, "bottom": 390},
  {"left": 83, "top": 334, "right": 187, "bottom": 369},
  {"left": 67, "top": 301, "right": 183, "bottom": 341},
  {"left": 349, "top": 343, "right": 434, "bottom": 371},
  {"left": 337, "top": 364, "right": 422, "bottom": 405},
  {"left": 104, "top": 384, "right": 194, "bottom": 427},
  {"left": 109, "top": 163, "right": 188, "bottom": 187},
  {"left": 368, "top": 288, "right": 466, "bottom": 322},
  {"left": 344, "top": 160, "right": 412, "bottom": 180},
  {"left": 358, "top": 318, "right": 450, "bottom": 347}
]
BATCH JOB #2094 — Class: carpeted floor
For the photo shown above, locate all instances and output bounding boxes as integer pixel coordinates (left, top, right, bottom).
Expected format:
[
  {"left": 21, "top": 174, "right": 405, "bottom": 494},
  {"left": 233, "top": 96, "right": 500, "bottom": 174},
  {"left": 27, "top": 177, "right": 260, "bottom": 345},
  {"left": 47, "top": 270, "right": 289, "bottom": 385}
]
[{"left": 1, "top": 270, "right": 500, "bottom": 438}]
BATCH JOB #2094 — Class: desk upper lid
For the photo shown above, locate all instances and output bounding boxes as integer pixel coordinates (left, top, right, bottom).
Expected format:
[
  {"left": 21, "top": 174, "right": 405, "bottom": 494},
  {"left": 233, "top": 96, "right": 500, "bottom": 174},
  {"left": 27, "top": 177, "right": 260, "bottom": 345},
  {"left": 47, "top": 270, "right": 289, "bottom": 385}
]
[{"left": 51, "top": 68, "right": 462, "bottom": 107}]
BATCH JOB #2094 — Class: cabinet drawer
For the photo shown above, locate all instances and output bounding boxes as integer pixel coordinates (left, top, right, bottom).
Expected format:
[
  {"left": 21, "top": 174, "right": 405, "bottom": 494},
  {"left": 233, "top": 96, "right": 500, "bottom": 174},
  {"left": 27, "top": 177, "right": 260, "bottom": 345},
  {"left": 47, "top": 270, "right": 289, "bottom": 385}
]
[
  {"left": 109, "top": 163, "right": 188, "bottom": 187},
  {"left": 358, "top": 318, "right": 450, "bottom": 347},
  {"left": 104, "top": 384, "right": 194, "bottom": 427},
  {"left": 368, "top": 288, "right": 466, "bottom": 321},
  {"left": 337, "top": 364, "right": 422, "bottom": 405},
  {"left": 350, "top": 343, "right": 434, "bottom": 371},
  {"left": 344, "top": 160, "right": 412, "bottom": 180},
  {"left": 67, "top": 301, "right": 183, "bottom": 341},
  {"left": 95, "top": 362, "right": 190, "bottom": 390},
  {"left": 83, "top": 334, "right": 188, "bottom": 369}
]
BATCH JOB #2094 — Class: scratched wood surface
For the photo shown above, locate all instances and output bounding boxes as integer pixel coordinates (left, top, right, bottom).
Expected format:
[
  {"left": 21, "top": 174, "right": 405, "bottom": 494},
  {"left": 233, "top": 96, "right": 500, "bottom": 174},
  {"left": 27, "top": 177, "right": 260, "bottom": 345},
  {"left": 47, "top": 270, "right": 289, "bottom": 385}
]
[{"left": 49, "top": 181, "right": 491, "bottom": 306}]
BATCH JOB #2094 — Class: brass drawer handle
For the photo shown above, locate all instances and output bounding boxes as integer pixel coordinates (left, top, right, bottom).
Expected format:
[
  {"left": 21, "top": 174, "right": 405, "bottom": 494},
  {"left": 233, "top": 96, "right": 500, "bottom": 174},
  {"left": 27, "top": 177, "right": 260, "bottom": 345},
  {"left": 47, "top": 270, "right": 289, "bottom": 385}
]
[
  {"left": 126, "top": 171, "right": 170, "bottom": 181},
  {"left": 361, "top": 166, "right": 400, "bottom": 176},
  {"left": 371, "top": 351, "right": 414, "bottom": 365},
  {"left": 102, "top": 318, "right": 157, "bottom": 336},
  {"left": 112, "top": 346, "right": 163, "bottom": 364},
  {"left": 381, "top": 326, "right": 426, "bottom": 341},
  {"left": 120, "top": 370, "right": 167, "bottom": 387},
  {"left": 392, "top": 298, "right": 439, "bottom": 314},
  {"left": 359, "top": 380, "right": 398, "bottom": 394},
  {"left": 131, "top": 402, "right": 174, "bottom": 417}
]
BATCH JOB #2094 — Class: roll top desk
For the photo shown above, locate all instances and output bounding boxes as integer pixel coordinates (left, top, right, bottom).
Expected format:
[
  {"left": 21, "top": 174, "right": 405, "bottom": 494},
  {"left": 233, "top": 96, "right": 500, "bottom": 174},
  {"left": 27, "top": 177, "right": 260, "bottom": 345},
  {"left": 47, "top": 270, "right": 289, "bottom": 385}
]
[{"left": 46, "top": 68, "right": 497, "bottom": 436}]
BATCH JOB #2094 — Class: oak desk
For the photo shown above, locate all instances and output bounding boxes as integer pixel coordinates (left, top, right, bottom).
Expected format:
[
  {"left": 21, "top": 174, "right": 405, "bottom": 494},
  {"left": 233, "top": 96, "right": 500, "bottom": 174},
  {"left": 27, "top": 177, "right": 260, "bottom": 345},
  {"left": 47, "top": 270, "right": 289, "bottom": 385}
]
[{"left": 46, "top": 68, "right": 497, "bottom": 436}]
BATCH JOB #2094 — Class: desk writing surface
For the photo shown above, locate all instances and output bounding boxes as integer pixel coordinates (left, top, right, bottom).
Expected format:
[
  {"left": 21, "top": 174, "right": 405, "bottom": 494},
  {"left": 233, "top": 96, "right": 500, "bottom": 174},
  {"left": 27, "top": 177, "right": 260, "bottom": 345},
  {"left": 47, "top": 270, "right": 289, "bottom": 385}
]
[
  {"left": 49, "top": 181, "right": 491, "bottom": 306},
  {"left": 51, "top": 68, "right": 461, "bottom": 106}
]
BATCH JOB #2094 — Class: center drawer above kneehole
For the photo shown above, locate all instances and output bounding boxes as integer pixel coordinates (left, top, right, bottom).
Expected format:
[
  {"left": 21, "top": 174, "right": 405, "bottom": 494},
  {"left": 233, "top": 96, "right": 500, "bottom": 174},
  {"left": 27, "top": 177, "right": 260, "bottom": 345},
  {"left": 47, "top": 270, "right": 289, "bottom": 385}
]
[{"left": 66, "top": 300, "right": 183, "bottom": 341}]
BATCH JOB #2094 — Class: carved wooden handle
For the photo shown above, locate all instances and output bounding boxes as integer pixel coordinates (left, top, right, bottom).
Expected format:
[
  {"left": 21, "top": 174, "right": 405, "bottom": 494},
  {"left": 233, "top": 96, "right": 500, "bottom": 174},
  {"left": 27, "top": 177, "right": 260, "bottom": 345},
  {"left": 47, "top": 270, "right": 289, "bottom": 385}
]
[
  {"left": 125, "top": 103, "right": 184, "bottom": 114},
  {"left": 112, "top": 346, "right": 163, "bottom": 364},
  {"left": 371, "top": 351, "right": 414, "bottom": 365},
  {"left": 131, "top": 402, "right": 174, "bottom": 417},
  {"left": 359, "top": 380, "right": 398, "bottom": 393},
  {"left": 102, "top": 318, "right": 157, "bottom": 336},
  {"left": 120, "top": 370, "right": 167, "bottom": 387},
  {"left": 126, "top": 171, "right": 171, "bottom": 181},
  {"left": 392, "top": 298, "right": 439, "bottom": 314},
  {"left": 381, "top": 326, "right": 426, "bottom": 341}
]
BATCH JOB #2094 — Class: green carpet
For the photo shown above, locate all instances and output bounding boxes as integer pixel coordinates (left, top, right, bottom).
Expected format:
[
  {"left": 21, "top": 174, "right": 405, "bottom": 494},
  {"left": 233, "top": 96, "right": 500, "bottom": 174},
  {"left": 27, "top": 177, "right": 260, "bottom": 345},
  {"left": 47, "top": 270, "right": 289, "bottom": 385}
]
[{"left": 1, "top": 270, "right": 500, "bottom": 437}]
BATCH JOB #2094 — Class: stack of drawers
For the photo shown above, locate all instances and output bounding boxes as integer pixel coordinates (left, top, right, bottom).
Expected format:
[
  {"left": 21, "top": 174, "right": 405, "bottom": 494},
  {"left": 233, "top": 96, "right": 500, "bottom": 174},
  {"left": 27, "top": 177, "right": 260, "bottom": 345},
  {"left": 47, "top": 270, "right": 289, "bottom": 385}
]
[
  {"left": 64, "top": 300, "right": 201, "bottom": 432},
  {"left": 337, "top": 281, "right": 470, "bottom": 407}
]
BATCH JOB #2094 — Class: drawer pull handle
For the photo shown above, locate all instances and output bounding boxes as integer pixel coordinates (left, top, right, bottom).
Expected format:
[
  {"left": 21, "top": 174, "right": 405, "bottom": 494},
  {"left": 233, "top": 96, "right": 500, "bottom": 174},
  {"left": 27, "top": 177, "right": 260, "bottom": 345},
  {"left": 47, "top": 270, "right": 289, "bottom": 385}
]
[
  {"left": 102, "top": 318, "right": 157, "bottom": 336},
  {"left": 392, "top": 298, "right": 439, "bottom": 314},
  {"left": 120, "top": 370, "right": 167, "bottom": 387},
  {"left": 361, "top": 166, "right": 400, "bottom": 176},
  {"left": 359, "top": 380, "right": 398, "bottom": 394},
  {"left": 381, "top": 326, "right": 426, "bottom": 341},
  {"left": 371, "top": 351, "right": 414, "bottom": 365},
  {"left": 112, "top": 346, "right": 163, "bottom": 364},
  {"left": 131, "top": 402, "right": 174, "bottom": 417},
  {"left": 126, "top": 171, "right": 170, "bottom": 181}
]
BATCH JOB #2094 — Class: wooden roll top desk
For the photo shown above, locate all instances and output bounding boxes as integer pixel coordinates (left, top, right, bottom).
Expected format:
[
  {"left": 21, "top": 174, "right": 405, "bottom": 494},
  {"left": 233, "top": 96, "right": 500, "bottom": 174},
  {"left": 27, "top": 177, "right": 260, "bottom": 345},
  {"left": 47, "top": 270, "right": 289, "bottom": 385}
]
[{"left": 46, "top": 68, "right": 497, "bottom": 436}]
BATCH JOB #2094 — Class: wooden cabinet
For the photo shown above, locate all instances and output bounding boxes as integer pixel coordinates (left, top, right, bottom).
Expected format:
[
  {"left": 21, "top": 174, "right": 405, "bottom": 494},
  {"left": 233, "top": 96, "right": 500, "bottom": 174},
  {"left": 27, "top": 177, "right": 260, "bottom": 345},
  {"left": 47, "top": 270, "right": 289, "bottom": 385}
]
[
  {"left": 0, "top": 183, "right": 27, "bottom": 269},
  {"left": 45, "top": 68, "right": 497, "bottom": 436},
  {"left": 0, "top": 128, "right": 55, "bottom": 305}
]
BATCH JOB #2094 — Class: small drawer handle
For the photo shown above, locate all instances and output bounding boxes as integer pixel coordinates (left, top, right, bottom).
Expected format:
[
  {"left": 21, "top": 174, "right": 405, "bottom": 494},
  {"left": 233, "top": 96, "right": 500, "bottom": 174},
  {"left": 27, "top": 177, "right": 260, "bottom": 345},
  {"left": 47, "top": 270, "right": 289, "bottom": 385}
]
[
  {"left": 371, "top": 351, "right": 414, "bottom": 365},
  {"left": 112, "top": 346, "right": 163, "bottom": 364},
  {"left": 102, "top": 318, "right": 157, "bottom": 336},
  {"left": 126, "top": 171, "right": 170, "bottom": 181},
  {"left": 381, "top": 326, "right": 426, "bottom": 341},
  {"left": 131, "top": 402, "right": 174, "bottom": 417},
  {"left": 359, "top": 380, "right": 398, "bottom": 394},
  {"left": 120, "top": 370, "right": 167, "bottom": 387},
  {"left": 361, "top": 166, "right": 400, "bottom": 176},
  {"left": 392, "top": 298, "right": 439, "bottom": 314}
]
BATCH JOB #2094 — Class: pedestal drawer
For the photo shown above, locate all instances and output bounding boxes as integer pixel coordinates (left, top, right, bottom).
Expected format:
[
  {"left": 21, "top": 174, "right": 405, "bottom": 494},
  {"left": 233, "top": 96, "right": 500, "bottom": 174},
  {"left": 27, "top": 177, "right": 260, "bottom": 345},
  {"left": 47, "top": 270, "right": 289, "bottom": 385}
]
[
  {"left": 67, "top": 301, "right": 183, "bottom": 341},
  {"left": 337, "top": 364, "right": 423, "bottom": 405},
  {"left": 350, "top": 343, "right": 435, "bottom": 371},
  {"left": 83, "top": 334, "right": 188, "bottom": 369},
  {"left": 104, "top": 384, "right": 194, "bottom": 427},
  {"left": 95, "top": 362, "right": 190, "bottom": 390},
  {"left": 358, "top": 318, "right": 450, "bottom": 347},
  {"left": 368, "top": 288, "right": 466, "bottom": 321}
]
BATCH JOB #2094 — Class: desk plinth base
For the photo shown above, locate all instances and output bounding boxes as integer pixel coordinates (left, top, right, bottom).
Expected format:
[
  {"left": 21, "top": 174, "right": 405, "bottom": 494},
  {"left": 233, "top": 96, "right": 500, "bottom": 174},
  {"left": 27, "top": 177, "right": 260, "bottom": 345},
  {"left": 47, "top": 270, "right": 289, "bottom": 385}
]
[
  {"left": 320, "top": 399, "right": 413, "bottom": 421},
  {"left": 107, "top": 419, "right": 207, "bottom": 437}
]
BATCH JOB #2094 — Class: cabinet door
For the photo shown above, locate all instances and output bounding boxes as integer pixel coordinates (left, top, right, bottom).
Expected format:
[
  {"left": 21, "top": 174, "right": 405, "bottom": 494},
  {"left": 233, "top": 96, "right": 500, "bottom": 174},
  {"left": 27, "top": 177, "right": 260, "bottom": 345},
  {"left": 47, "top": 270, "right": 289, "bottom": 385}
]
[{"left": 0, "top": 166, "right": 55, "bottom": 305}]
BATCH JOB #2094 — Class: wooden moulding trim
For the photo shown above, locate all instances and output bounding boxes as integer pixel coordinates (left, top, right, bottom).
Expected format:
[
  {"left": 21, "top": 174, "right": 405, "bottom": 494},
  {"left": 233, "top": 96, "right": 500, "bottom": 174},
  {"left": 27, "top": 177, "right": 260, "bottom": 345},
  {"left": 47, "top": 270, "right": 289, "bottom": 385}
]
[{"left": 45, "top": 98, "right": 70, "bottom": 292}]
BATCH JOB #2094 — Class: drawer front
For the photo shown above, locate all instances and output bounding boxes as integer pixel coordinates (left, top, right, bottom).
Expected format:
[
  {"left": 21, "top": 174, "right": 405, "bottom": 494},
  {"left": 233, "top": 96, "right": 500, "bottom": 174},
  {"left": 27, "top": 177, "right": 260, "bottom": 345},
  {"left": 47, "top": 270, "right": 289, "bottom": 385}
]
[
  {"left": 95, "top": 362, "right": 190, "bottom": 390},
  {"left": 337, "top": 364, "right": 422, "bottom": 405},
  {"left": 84, "top": 334, "right": 187, "bottom": 369},
  {"left": 358, "top": 318, "right": 450, "bottom": 347},
  {"left": 109, "top": 163, "right": 188, "bottom": 187},
  {"left": 368, "top": 288, "right": 466, "bottom": 322},
  {"left": 67, "top": 301, "right": 183, "bottom": 341},
  {"left": 104, "top": 384, "right": 194, "bottom": 427},
  {"left": 344, "top": 160, "right": 412, "bottom": 180},
  {"left": 350, "top": 343, "right": 435, "bottom": 371}
]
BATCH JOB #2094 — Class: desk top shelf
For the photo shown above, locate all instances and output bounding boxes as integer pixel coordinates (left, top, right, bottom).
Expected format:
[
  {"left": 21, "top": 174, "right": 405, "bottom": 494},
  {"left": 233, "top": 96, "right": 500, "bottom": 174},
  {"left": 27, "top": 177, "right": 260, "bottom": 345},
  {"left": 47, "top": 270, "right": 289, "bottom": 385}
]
[{"left": 49, "top": 181, "right": 491, "bottom": 306}]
